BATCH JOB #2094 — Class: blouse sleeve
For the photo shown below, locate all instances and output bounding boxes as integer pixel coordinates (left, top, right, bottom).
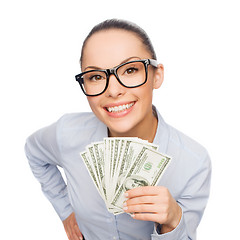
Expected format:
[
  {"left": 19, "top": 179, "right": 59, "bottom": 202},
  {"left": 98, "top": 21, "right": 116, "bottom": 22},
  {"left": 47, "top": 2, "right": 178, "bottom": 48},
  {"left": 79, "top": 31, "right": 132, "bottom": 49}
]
[
  {"left": 151, "top": 153, "right": 211, "bottom": 240},
  {"left": 24, "top": 122, "right": 73, "bottom": 221}
]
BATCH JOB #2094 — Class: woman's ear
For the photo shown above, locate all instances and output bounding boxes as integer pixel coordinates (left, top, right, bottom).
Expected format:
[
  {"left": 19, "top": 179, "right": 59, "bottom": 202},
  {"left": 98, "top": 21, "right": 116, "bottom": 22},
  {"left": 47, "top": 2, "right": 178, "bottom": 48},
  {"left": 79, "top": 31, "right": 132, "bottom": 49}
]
[{"left": 153, "top": 64, "right": 164, "bottom": 89}]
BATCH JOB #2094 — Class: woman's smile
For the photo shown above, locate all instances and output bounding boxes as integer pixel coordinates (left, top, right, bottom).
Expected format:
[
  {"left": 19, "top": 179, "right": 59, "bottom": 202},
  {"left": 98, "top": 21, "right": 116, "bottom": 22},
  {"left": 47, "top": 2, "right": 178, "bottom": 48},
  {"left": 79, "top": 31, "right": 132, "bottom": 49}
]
[{"left": 104, "top": 101, "right": 135, "bottom": 117}]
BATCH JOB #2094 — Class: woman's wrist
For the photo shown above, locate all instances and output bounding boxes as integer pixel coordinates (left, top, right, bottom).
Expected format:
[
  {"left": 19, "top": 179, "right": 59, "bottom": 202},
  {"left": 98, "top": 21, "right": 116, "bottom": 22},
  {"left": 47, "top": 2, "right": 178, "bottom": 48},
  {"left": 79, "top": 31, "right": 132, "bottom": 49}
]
[{"left": 160, "top": 204, "right": 182, "bottom": 234}]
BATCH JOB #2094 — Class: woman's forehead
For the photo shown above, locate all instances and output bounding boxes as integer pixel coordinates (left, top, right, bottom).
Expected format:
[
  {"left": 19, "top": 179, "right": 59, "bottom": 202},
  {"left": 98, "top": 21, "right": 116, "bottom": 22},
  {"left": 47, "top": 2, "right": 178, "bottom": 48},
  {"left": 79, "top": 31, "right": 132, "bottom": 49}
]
[{"left": 82, "top": 29, "right": 151, "bottom": 69}]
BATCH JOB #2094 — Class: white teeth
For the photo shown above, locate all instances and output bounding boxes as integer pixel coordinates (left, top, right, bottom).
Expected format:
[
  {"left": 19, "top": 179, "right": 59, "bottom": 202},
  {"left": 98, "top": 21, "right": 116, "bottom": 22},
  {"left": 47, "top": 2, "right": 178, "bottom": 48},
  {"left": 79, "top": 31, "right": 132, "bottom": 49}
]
[{"left": 107, "top": 103, "right": 134, "bottom": 113}]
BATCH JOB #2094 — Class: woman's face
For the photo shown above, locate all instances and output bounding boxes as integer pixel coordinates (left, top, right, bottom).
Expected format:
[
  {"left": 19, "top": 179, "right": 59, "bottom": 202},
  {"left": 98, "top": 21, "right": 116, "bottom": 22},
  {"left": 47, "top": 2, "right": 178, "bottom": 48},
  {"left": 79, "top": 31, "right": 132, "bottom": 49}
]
[{"left": 81, "top": 29, "right": 163, "bottom": 138}]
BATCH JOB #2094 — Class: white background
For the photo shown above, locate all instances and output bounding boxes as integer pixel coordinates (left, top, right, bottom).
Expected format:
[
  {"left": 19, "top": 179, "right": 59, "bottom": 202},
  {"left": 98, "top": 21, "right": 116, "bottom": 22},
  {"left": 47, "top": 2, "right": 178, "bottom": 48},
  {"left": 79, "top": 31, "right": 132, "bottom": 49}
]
[{"left": 1, "top": 0, "right": 239, "bottom": 239}]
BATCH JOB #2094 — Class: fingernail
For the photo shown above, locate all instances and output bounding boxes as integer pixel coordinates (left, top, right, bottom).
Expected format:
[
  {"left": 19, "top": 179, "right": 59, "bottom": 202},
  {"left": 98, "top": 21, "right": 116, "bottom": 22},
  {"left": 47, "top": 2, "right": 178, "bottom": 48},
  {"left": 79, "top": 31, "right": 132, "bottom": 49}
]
[
  {"left": 123, "top": 206, "right": 128, "bottom": 211},
  {"left": 79, "top": 237, "right": 83, "bottom": 240},
  {"left": 130, "top": 213, "right": 135, "bottom": 218},
  {"left": 124, "top": 192, "right": 128, "bottom": 197}
]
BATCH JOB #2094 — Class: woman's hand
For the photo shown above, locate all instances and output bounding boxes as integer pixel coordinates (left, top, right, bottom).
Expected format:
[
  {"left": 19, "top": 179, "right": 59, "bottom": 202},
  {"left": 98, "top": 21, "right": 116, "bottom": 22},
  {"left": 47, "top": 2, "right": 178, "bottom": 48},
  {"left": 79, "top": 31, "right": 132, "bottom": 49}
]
[
  {"left": 63, "top": 212, "right": 83, "bottom": 240},
  {"left": 123, "top": 186, "right": 182, "bottom": 234}
]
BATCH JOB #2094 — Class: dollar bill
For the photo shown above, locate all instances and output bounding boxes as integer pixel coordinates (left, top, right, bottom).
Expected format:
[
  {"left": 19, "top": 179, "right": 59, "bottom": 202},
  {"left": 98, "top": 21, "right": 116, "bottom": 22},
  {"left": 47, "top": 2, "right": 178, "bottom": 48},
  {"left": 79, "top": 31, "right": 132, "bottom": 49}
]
[
  {"left": 111, "top": 147, "right": 171, "bottom": 209},
  {"left": 80, "top": 151, "right": 103, "bottom": 198}
]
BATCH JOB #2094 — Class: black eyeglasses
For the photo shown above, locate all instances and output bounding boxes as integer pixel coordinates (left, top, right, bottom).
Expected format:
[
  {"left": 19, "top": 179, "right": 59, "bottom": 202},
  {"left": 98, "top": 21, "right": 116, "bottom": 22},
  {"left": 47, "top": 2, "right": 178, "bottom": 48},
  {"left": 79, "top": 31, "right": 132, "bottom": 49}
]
[{"left": 75, "top": 59, "right": 158, "bottom": 96}]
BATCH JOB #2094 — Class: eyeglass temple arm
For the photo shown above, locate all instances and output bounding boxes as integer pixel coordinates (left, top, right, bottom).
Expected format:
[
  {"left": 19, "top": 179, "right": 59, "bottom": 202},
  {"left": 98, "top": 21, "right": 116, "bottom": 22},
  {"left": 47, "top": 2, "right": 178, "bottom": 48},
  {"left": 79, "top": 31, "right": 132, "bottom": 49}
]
[{"left": 148, "top": 59, "right": 158, "bottom": 68}]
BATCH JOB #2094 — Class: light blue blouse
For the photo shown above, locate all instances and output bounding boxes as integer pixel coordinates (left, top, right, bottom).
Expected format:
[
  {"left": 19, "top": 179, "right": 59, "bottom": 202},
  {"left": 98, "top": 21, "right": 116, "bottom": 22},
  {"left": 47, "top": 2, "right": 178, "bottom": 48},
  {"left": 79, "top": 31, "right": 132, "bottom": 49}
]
[{"left": 25, "top": 107, "right": 211, "bottom": 240}]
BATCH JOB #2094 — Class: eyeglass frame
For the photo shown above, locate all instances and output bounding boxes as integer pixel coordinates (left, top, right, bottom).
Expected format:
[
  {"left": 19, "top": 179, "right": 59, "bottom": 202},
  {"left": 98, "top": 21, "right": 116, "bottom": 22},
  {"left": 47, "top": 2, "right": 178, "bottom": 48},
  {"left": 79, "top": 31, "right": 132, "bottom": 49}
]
[{"left": 75, "top": 58, "right": 158, "bottom": 97}]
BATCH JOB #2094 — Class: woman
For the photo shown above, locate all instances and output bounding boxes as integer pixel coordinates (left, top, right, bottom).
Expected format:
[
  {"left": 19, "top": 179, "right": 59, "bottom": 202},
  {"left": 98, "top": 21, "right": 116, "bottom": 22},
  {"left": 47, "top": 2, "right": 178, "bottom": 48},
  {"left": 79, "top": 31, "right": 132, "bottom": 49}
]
[{"left": 25, "top": 19, "right": 211, "bottom": 240}]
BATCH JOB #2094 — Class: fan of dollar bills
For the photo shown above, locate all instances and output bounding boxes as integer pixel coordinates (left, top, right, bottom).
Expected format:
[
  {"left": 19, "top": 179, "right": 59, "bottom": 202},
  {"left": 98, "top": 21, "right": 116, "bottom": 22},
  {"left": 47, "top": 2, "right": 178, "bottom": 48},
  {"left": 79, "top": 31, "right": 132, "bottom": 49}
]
[{"left": 80, "top": 137, "right": 171, "bottom": 215}]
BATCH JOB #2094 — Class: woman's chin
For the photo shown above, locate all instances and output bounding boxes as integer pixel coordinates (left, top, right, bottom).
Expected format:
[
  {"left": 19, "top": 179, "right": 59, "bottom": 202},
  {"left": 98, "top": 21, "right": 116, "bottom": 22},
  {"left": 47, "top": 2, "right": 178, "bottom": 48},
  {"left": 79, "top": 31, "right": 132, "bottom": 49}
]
[{"left": 107, "top": 124, "right": 135, "bottom": 137}]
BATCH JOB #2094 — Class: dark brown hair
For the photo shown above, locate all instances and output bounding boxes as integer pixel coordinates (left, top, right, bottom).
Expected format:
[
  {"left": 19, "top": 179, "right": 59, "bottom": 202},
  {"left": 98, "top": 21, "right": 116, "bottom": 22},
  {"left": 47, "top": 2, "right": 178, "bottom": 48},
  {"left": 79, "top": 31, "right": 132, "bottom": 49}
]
[{"left": 80, "top": 19, "right": 157, "bottom": 65}]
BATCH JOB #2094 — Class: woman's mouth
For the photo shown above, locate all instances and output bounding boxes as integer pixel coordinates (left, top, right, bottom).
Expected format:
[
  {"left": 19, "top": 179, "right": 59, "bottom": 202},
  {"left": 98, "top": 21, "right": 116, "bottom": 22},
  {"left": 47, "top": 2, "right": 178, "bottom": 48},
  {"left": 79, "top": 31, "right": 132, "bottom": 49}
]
[{"left": 105, "top": 102, "right": 135, "bottom": 113}]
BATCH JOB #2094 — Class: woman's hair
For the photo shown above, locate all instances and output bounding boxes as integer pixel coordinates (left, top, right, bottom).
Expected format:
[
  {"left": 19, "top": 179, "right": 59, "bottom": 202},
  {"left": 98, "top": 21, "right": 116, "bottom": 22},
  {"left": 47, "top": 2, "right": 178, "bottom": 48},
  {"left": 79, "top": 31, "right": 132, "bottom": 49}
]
[{"left": 80, "top": 19, "right": 157, "bottom": 65}]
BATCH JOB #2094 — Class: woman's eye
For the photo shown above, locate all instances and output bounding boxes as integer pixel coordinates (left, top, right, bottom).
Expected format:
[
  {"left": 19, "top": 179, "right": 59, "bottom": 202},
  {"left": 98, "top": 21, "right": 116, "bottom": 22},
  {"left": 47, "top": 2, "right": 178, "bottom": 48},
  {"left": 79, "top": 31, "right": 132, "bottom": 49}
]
[
  {"left": 125, "top": 67, "right": 138, "bottom": 75},
  {"left": 89, "top": 75, "right": 104, "bottom": 81}
]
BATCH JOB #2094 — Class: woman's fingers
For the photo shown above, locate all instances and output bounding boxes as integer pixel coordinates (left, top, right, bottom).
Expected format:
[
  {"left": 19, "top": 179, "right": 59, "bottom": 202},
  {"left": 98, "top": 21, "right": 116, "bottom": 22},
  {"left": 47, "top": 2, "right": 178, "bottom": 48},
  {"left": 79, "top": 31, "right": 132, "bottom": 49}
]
[
  {"left": 124, "top": 185, "right": 182, "bottom": 229},
  {"left": 74, "top": 224, "right": 83, "bottom": 240},
  {"left": 125, "top": 186, "right": 168, "bottom": 198},
  {"left": 63, "top": 212, "right": 83, "bottom": 240}
]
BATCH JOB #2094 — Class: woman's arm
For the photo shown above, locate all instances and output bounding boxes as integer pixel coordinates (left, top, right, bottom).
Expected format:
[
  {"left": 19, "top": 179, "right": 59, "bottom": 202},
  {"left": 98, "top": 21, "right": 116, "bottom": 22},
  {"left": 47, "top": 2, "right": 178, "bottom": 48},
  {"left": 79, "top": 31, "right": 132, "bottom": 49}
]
[{"left": 25, "top": 122, "right": 73, "bottom": 221}]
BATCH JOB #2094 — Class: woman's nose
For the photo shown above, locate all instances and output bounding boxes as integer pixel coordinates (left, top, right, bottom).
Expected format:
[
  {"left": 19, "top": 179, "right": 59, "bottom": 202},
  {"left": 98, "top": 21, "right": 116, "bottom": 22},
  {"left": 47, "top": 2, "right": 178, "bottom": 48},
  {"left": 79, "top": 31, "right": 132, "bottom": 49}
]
[{"left": 105, "top": 74, "right": 125, "bottom": 98}]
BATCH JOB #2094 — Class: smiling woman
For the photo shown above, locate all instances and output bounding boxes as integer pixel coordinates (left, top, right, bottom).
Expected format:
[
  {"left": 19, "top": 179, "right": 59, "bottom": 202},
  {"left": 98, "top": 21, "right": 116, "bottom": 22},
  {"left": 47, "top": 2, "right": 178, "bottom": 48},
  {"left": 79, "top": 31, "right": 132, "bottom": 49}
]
[
  {"left": 80, "top": 28, "right": 163, "bottom": 140},
  {"left": 25, "top": 19, "right": 211, "bottom": 240}
]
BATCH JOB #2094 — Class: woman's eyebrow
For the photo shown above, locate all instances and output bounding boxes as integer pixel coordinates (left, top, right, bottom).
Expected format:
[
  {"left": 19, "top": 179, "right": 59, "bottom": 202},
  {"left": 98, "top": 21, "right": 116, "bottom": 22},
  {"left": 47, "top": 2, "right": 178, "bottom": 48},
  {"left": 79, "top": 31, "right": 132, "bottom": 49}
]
[
  {"left": 84, "top": 65, "right": 102, "bottom": 71},
  {"left": 119, "top": 56, "right": 141, "bottom": 65},
  {"left": 84, "top": 56, "right": 141, "bottom": 71}
]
